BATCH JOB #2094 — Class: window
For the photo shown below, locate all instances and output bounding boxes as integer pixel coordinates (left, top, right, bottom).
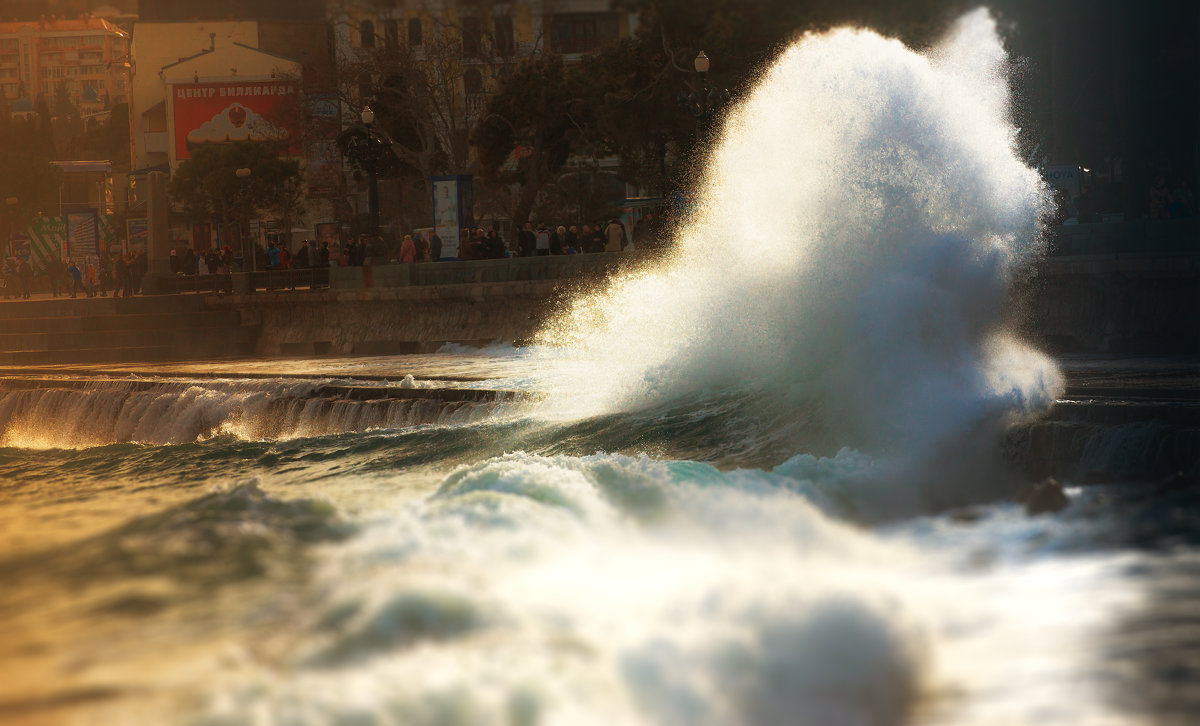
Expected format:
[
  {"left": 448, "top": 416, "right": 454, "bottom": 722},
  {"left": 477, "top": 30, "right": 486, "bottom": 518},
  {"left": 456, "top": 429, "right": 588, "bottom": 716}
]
[
  {"left": 493, "top": 16, "right": 514, "bottom": 57},
  {"left": 461, "top": 17, "right": 482, "bottom": 58},
  {"left": 550, "top": 13, "right": 619, "bottom": 55},
  {"left": 360, "top": 20, "right": 375, "bottom": 48},
  {"left": 384, "top": 19, "right": 399, "bottom": 52},
  {"left": 463, "top": 68, "right": 483, "bottom": 95},
  {"left": 408, "top": 18, "right": 423, "bottom": 46}
]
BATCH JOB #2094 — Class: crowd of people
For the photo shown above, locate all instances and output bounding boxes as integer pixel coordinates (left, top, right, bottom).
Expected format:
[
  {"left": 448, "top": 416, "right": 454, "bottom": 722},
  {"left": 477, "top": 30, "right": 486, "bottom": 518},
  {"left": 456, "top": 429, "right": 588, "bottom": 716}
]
[
  {"left": 1, "top": 213, "right": 666, "bottom": 300},
  {"left": 2, "top": 250, "right": 149, "bottom": 300},
  {"left": 1147, "top": 176, "right": 1196, "bottom": 220}
]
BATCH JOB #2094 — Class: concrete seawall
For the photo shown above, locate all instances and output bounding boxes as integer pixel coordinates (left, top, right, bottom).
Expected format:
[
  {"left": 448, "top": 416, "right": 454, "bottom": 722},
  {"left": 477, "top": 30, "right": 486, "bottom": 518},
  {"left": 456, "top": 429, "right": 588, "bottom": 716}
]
[
  {"left": 1018, "top": 252, "right": 1200, "bottom": 354},
  {"left": 1, "top": 246, "right": 1194, "bottom": 363},
  {"left": 209, "top": 280, "right": 575, "bottom": 356},
  {"left": 225, "top": 250, "right": 1197, "bottom": 358},
  {"left": 211, "top": 248, "right": 1198, "bottom": 358}
]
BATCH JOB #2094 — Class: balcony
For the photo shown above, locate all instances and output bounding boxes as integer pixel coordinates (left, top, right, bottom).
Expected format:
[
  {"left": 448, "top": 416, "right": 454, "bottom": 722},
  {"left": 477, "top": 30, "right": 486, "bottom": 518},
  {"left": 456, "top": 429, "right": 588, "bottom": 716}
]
[
  {"left": 465, "top": 93, "right": 487, "bottom": 127},
  {"left": 143, "top": 131, "right": 168, "bottom": 154}
]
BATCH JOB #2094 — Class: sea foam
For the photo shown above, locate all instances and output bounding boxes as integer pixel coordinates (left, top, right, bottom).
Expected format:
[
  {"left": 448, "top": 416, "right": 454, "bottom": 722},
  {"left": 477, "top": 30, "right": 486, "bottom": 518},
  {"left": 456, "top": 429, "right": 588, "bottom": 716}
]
[{"left": 536, "top": 9, "right": 1062, "bottom": 514}]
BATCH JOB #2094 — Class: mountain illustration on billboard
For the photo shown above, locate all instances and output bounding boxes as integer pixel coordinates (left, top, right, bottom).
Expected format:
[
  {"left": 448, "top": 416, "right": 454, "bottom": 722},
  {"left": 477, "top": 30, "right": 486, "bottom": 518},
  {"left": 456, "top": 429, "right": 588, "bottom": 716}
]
[{"left": 186, "top": 103, "right": 289, "bottom": 148}]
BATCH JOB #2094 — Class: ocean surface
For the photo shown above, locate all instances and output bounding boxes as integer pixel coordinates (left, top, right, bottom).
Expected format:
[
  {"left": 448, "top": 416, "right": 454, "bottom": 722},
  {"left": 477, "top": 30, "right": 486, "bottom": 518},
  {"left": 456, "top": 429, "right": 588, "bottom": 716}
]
[
  {"left": 0, "top": 352, "right": 1196, "bottom": 726},
  {"left": 3, "top": 10, "right": 1198, "bottom": 725}
]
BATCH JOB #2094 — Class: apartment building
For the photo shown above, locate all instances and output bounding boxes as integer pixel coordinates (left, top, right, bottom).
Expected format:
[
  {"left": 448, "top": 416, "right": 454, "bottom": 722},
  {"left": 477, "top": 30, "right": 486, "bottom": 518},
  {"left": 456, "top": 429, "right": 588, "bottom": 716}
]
[{"left": 0, "top": 17, "right": 130, "bottom": 115}]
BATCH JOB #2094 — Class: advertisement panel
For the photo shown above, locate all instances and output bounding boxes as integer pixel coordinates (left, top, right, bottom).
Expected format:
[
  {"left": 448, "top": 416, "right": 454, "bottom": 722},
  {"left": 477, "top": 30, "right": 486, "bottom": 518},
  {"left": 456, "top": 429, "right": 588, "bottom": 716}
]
[
  {"left": 127, "top": 218, "right": 149, "bottom": 253},
  {"left": 67, "top": 212, "right": 98, "bottom": 259},
  {"left": 10, "top": 234, "right": 31, "bottom": 265},
  {"left": 172, "top": 81, "right": 300, "bottom": 160},
  {"left": 1043, "top": 165, "right": 1081, "bottom": 199},
  {"left": 306, "top": 94, "right": 342, "bottom": 199},
  {"left": 432, "top": 175, "right": 474, "bottom": 260}
]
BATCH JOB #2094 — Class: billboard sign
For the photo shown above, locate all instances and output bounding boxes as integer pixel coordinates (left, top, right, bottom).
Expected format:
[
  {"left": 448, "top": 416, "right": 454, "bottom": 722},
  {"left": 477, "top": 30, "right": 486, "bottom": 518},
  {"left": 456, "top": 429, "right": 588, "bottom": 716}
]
[
  {"left": 432, "top": 175, "right": 474, "bottom": 260},
  {"left": 172, "top": 82, "right": 299, "bottom": 160},
  {"left": 1043, "top": 165, "right": 1081, "bottom": 199},
  {"left": 27, "top": 216, "right": 66, "bottom": 273}
]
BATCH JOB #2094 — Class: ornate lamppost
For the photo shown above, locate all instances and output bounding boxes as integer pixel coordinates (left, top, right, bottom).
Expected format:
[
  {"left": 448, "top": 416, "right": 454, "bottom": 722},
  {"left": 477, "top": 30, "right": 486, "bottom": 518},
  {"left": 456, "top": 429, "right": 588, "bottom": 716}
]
[
  {"left": 4, "top": 197, "right": 17, "bottom": 259},
  {"left": 338, "top": 104, "right": 395, "bottom": 234},
  {"left": 679, "top": 50, "right": 731, "bottom": 127},
  {"left": 235, "top": 166, "right": 253, "bottom": 270}
]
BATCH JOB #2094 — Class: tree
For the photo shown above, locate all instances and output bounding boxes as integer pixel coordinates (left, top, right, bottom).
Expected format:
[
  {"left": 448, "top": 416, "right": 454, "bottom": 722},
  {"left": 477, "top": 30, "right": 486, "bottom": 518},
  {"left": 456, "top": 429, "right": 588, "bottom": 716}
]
[
  {"left": 0, "top": 118, "right": 61, "bottom": 229},
  {"left": 565, "top": 0, "right": 972, "bottom": 196},
  {"left": 328, "top": 4, "right": 539, "bottom": 227},
  {"left": 168, "top": 141, "right": 304, "bottom": 245},
  {"left": 470, "top": 54, "right": 576, "bottom": 228},
  {"left": 34, "top": 94, "right": 54, "bottom": 158}
]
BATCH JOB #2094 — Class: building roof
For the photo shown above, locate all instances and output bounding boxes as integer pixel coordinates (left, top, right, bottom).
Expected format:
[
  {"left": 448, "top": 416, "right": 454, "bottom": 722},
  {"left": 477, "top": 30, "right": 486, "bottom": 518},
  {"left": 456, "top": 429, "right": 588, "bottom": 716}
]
[
  {"left": 51, "top": 160, "right": 113, "bottom": 173},
  {"left": 0, "top": 18, "right": 129, "bottom": 38}
]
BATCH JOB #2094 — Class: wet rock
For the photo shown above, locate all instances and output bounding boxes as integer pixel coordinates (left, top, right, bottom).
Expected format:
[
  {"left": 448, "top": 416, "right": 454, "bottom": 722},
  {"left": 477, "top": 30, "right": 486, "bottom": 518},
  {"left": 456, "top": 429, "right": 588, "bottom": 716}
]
[
  {"left": 948, "top": 507, "right": 982, "bottom": 524},
  {"left": 1017, "top": 477, "right": 1070, "bottom": 516},
  {"left": 1155, "top": 471, "right": 1196, "bottom": 497}
]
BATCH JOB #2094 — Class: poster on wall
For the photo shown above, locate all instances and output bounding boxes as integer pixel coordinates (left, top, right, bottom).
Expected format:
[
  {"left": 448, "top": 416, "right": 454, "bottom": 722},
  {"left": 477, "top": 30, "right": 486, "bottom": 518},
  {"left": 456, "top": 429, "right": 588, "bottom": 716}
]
[
  {"left": 127, "top": 218, "right": 149, "bottom": 253},
  {"left": 306, "top": 140, "right": 342, "bottom": 200},
  {"left": 67, "top": 212, "right": 98, "bottom": 260},
  {"left": 172, "top": 82, "right": 300, "bottom": 161},
  {"left": 27, "top": 216, "right": 66, "bottom": 274},
  {"left": 431, "top": 175, "right": 474, "bottom": 260},
  {"left": 10, "top": 234, "right": 31, "bottom": 265}
]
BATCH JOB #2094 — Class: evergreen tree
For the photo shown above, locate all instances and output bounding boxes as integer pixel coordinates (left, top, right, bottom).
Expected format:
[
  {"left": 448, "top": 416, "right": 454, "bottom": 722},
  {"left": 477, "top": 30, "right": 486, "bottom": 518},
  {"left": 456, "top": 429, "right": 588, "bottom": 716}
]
[{"left": 34, "top": 94, "right": 54, "bottom": 157}]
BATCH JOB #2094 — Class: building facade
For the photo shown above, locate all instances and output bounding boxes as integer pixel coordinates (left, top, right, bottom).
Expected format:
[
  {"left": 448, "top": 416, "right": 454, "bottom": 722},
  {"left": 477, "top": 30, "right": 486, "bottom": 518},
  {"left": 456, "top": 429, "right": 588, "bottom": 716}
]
[
  {"left": 327, "top": 0, "right": 638, "bottom": 230},
  {"left": 0, "top": 17, "right": 130, "bottom": 115},
  {"left": 127, "top": 21, "right": 304, "bottom": 249},
  {"left": 128, "top": 22, "right": 301, "bottom": 174}
]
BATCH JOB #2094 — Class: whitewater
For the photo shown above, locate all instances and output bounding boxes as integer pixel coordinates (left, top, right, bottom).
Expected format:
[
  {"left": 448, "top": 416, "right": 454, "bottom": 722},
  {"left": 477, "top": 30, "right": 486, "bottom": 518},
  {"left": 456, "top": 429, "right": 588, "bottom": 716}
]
[{"left": 0, "top": 10, "right": 1192, "bottom": 726}]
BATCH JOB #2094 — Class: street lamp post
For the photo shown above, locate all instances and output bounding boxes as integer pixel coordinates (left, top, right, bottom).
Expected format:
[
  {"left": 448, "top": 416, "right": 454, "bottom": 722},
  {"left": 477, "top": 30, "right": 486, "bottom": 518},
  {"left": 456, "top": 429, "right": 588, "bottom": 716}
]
[
  {"left": 337, "top": 104, "right": 395, "bottom": 238},
  {"left": 360, "top": 105, "right": 381, "bottom": 233},
  {"left": 679, "top": 50, "right": 730, "bottom": 128},
  {"left": 235, "top": 167, "right": 252, "bottom": 271},
  {"left": 4, "top": 197, "right": 17, "bottom": 260}
]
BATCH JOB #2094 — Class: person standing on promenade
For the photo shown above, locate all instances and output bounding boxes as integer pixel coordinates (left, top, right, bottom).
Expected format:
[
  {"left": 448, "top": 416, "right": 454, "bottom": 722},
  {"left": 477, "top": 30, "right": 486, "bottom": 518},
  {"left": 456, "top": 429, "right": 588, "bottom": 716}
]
[
  {"left": 47, "top": 256, "right": 65, "bottom": 297},
  {"left": 430, "top": 231, "right": 443, "bottom": 261},
  {"left": 85, "top": 260, "right": 98, "bottom": 297},
  {"left": 0, "top": 258, "right": 14, "bottom": 299},
  {"left": 98, "top": 253, "right": 112, "bottom": 296},
  {"left": 132, "top": 250, "right": 147, "bottom": 294},
  {"left": 66, "top": 259, "right": 83, "bottom": 298},
  {"left": 116, "top": 255, "right": 133, "bottom": 297},
  {"left": 604, "top": 218, "right": 626, "bottom": 252},
  {"left": 399, "top": 234, "right": 417, "bottom": 262},
  {"left": 535, "top": 223, "right": 551, "bottom": 256},
  {"left": 17, "top": 257, "right": 33, "bottom": 299},
  {"left": 517, "top": 222, "right": 535, "bottom": 257}
]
